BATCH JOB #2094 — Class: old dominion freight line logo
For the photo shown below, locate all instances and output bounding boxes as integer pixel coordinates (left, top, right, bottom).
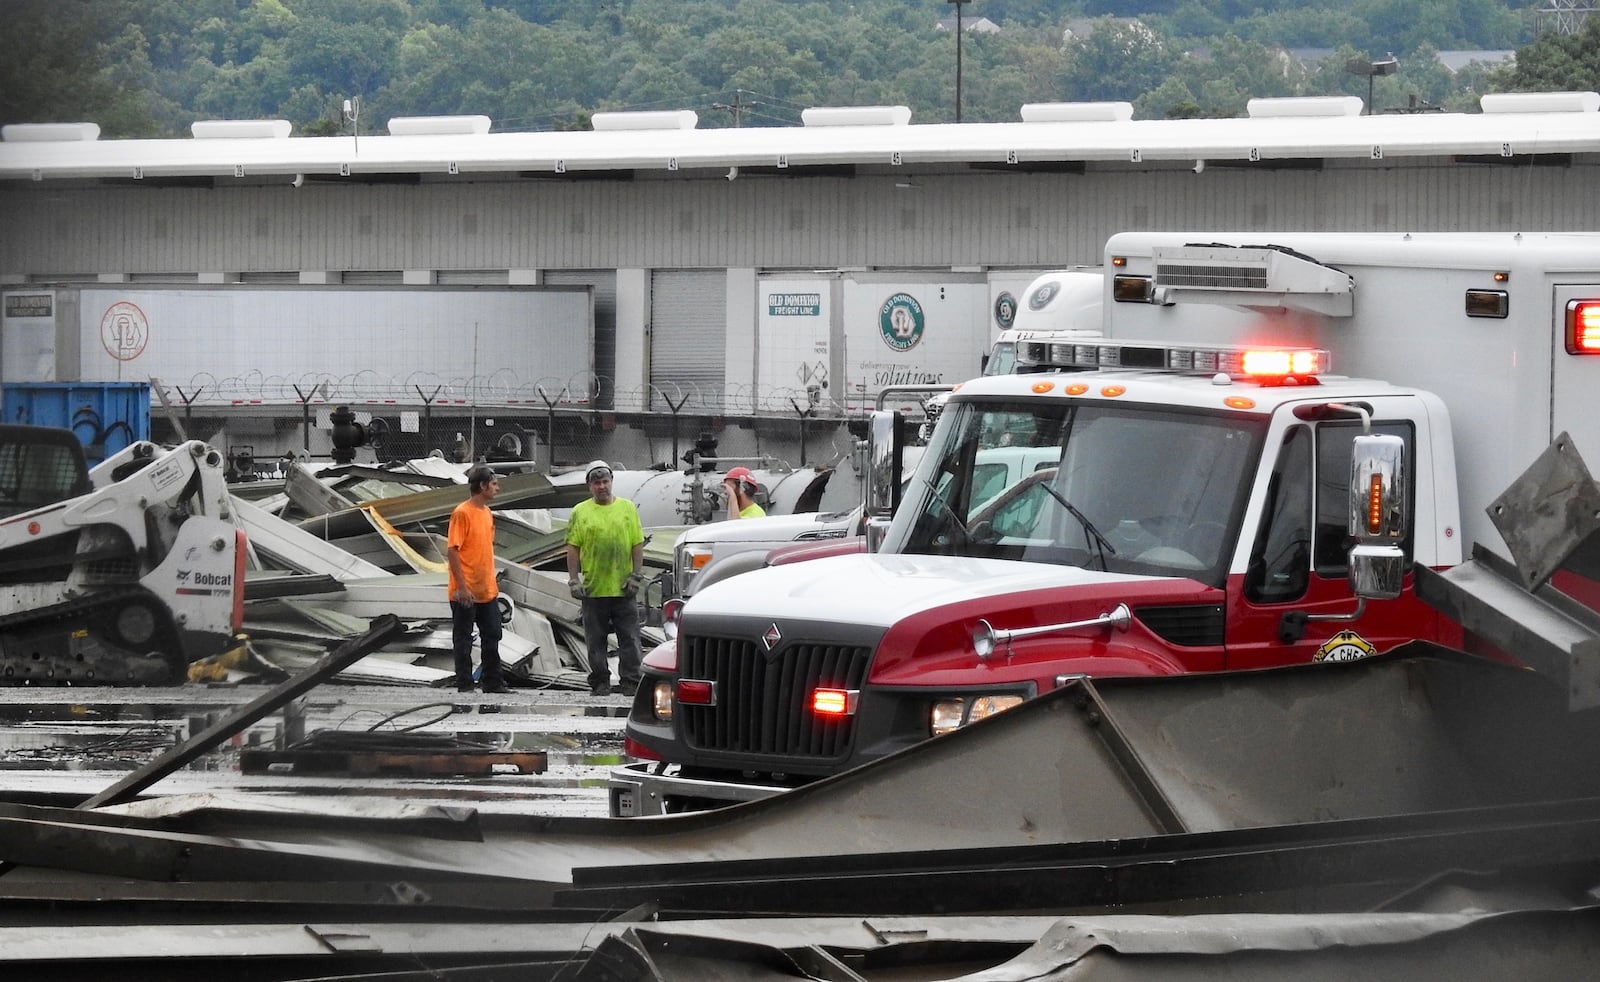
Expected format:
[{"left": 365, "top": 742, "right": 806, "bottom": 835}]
[{"left": 878, "top": 292, "right": 925, "bottom": 351}]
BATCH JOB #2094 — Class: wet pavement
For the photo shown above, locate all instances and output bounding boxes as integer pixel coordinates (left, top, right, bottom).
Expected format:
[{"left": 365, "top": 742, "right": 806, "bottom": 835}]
[{"left": 0, "top": 684, "right": 631, "bottom": 818}]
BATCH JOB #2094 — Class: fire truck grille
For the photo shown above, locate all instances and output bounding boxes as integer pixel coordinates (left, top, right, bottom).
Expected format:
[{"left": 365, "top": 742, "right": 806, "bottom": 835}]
[{"left": 679, "top": 636, "right": 871, "bottom": 760}]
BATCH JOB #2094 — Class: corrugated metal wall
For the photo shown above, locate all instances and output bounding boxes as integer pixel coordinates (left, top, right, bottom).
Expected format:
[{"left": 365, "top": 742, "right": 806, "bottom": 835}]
[{"left": 3, "top": 158, "right": 1595, "bottom": 278}]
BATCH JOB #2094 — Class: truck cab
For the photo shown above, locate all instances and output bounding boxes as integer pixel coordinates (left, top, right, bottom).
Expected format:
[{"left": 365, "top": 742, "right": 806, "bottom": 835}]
[{"left": 612, "top": 232, "right": 1600, "bottom": 816}]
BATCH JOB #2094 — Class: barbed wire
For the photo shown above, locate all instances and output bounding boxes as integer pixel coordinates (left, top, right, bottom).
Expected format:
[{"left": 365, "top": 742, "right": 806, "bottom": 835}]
[{"left": 154, "top": 370, "right": 896, "bottom": 419}]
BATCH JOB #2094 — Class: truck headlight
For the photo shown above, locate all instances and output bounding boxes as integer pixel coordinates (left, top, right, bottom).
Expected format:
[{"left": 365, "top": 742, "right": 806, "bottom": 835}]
[
  {"left": 930, "top": 694, "right": 1025, "bottom": 736},
  {"left": 931, "top": 699, "right": 965, "bottom": 736},
  {"left": 652, "top": 681, "right": 676, "bottom": 721}
]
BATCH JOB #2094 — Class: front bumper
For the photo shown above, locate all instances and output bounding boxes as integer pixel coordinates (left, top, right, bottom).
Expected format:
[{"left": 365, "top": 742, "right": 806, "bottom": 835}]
[{"left": 608, "top": 761, "right": 787, "bottom": 817}]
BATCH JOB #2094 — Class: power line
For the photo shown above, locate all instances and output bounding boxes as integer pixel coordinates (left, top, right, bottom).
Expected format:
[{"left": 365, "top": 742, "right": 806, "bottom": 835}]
[{"left": 711, "top": 89, "right": 762, "bottom": 127}]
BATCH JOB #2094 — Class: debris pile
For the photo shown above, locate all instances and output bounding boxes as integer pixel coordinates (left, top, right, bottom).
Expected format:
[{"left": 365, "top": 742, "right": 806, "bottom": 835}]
[{"left": 226, "top": 458, "right": 676, "bottom": 690}]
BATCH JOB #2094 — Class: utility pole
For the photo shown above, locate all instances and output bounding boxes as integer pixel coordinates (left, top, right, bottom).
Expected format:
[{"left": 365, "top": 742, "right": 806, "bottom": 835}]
[
  {"left": 948, "top": 0, "right": 969, "bottom": 123},
  {"left": 712, "top": 89, "right": 761, "bottom": 127}
]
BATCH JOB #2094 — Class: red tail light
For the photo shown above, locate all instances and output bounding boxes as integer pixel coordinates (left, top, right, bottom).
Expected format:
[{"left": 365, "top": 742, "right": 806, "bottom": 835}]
[{"left": 1568, "top": 299, "right": 1600, "bottom": 354}]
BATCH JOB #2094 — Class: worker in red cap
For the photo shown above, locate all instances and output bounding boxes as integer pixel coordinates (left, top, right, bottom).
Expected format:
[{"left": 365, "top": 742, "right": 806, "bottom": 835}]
[{"left": 723, "top": 466, "right": 766, "bottom": 520}]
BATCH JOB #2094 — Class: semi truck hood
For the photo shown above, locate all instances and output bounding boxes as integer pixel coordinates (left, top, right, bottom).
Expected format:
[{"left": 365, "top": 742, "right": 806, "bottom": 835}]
[{"left": 686, "top": 552, "right": 1167, "bottom": 630}]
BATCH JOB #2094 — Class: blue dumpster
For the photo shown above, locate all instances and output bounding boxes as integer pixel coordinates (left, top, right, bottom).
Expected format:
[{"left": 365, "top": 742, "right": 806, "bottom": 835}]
[{"left": 1, "top": 382, "right": 152, "bottom": 462}]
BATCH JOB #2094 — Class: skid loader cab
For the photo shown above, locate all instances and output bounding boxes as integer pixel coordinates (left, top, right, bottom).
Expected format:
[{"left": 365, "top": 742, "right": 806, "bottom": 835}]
[{"left": 0, "top": 424, "right": 91, "bottom": 519}]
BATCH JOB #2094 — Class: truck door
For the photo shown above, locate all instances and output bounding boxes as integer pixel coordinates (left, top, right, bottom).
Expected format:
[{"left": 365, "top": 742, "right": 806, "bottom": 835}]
[
  {"left": 1224, "top": 415, "right": 1446, "bottom": 668},
  {"left": 1550, "top": 284, "right": 1600, "bottom": 613}
]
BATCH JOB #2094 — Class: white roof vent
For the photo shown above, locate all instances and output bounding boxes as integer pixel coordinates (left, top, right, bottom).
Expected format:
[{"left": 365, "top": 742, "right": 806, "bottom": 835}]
[
  {"left": 1247, "top": 97, "right": 1364, "bottom": 118},
  {"left": 1020, "top": 102, "right": 1133, "bottom": 122},
  {"left": 191, "top": 119, "right": 293, "bottom": 139},
  {"left": 802, "top": 106, "right": 912, "bottom": 127},
  {"left": 387, "top": 115, "right": 492, "bottom": 136},
  {"left": 2, "top": 122, "right": 101, "bottom": 142},
  {"left": 590, "top": 110, "right": 699, "bottom": 131},
  {"left": 1480, "top": 91, "right": 1599, "bottom": 114}
]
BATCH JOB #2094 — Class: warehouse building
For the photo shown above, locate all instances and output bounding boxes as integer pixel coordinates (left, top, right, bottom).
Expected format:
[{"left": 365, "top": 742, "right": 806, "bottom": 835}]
[{"left": 2, "top": 93, "right": 1597, "bottom": 469}]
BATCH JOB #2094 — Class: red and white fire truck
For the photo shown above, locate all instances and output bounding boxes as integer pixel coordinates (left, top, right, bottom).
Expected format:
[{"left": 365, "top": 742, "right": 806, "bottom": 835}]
[{"left": 611, "top": 231, "right": 1600, "bottom": 816}]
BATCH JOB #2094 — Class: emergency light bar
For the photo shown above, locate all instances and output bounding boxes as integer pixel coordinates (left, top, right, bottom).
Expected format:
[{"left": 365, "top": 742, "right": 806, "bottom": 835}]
[
  {"left": 1015, "top": 336, "right": 1330, "bottom": 381},
  {"left": 1014, "top": 329, "right": 1102, "bottom": 366}
]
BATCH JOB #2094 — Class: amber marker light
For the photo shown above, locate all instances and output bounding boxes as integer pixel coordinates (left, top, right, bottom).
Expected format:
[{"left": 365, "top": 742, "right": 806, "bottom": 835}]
[
  {"left": 1111, "top": 255, "right": 1127, "bottom": 267},
  {"left": 1100, "top": 384, "right": 1126, "bottom": 397},
  {"left": 1031, "top": 381, "right": 1055, "bottom": 393},
  {"left": 1367, "top": 474, "right": 1385, "bottom": 534},
  {"left": 1065, "top": 382, "right": 1090, "bottom": 395},
  {"left": 1224, "top": 396, "right": 1256, "bottom": 409}
]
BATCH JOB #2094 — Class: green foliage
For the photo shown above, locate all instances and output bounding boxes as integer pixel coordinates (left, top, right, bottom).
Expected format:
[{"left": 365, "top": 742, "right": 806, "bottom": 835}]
[
  {"left": 1496, "top": 15, "right": 1600, "bottom": 92},
  {"left": 3, "top": 1, "right": 1595, "bottom": 137},
  {"left": 0, "top": 0, "right": 159, "bottom": 136}
]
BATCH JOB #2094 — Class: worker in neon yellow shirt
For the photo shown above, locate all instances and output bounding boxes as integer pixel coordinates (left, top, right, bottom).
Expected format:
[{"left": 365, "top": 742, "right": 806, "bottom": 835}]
[
  {"left": 723, "top": 466, "right": 766, "bottom": 519},
  {"left": 564, "top": 463, "right": 646, "bottom": 697}
]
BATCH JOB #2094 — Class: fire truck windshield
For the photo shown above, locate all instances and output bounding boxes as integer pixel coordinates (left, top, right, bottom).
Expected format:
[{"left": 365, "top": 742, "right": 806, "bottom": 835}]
[{"left": 886, "top": 399, "right": 1267, "bottom": 586}]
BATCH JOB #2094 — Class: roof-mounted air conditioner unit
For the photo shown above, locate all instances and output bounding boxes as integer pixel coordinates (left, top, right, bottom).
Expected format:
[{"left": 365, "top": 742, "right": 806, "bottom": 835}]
[{"left": 1151, "top": 244, "right": 1355, "bottom": 317}]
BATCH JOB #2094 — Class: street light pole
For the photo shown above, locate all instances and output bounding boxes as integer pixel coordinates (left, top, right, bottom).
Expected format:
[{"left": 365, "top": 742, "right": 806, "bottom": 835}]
[
  {"left": 948, "top": 0, "right": 969, "bottom": 123},
  {"left": 1344, "top": 55, "right": 1398, "bottom": 116}
]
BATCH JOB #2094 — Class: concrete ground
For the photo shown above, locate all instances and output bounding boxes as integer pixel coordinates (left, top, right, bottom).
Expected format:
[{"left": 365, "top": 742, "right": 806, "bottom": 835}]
[{"left": 0, "top": 683, "right": 630, "bottom": 818}]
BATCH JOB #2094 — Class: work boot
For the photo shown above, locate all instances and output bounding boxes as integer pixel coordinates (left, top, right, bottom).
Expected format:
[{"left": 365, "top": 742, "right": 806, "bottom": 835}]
[{"left": 590, "top": 682, "right": 611, "bottom": 697}]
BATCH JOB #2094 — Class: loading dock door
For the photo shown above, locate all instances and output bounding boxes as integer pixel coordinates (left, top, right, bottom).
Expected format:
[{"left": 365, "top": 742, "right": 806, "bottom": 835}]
[
  {"left": 545, "top": 271, "right": 617, "bottom": 408},
  {"left": 649, "top": 271, "right": 726, "bottom": 410}
]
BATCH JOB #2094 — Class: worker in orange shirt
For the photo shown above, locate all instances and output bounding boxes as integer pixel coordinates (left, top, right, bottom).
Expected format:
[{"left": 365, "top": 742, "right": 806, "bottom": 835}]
[{"left": 447, "top": 465, "right": 509, "bottom": 693}]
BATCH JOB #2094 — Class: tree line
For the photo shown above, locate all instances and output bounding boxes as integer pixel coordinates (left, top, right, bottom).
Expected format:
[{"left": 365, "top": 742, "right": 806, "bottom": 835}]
[{"left": 4, "top": 1, "right": 1598, "bottom": 139}]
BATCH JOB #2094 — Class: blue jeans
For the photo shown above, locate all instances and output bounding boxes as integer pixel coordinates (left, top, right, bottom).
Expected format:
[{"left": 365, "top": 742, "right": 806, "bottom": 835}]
[
  {"left": 581, "top": 595, "right": 642, "bottom": 689},
  {"left": 451, "top": 599, "right": 504, "bottom": 690}
]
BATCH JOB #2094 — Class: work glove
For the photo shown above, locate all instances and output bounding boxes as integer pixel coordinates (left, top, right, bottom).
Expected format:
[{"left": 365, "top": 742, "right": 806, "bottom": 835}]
[
  {"left": 625, "top": 571, "right": 649, "bottom": 598},
  {"left": 568, "top": 577, "right": 588, "bottom": 600}
]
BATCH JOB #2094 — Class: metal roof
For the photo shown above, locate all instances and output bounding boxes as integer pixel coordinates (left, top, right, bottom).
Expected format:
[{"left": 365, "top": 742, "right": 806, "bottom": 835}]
[{"left": 2, "top": 93, "right": 1596, "bottom": 182}]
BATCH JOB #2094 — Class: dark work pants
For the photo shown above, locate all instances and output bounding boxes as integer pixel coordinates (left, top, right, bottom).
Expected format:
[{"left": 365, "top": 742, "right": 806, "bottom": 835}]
[
  {"left": 452, "top": 599, "right": 505, "bottom": 690},
  {"left": 581, "top": 595, "right": 642, "bottom": 689}
]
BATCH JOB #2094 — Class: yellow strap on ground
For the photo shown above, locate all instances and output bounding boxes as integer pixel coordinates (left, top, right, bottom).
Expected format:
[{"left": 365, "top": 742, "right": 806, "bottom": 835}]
[{"left": 359, "top": 503, "right": 448, "bottom": 574}]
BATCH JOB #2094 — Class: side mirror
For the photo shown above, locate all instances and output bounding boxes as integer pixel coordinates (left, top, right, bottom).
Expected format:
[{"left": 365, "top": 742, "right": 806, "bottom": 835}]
[
  {"left": 865, "top": 410, "right": 905, "bottom": 555},
  {"left": 1347, "top": 433, "right": 1408, "bottom": 600},
  {"left": 865, "top": 409, "right": 903, "bottom": 520}
]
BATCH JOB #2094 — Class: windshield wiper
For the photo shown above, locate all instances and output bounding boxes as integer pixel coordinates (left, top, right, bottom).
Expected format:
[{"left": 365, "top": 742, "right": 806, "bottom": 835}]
[
  {"left": 922, "top": 474, "right": 973, "bottom": 546},
  {"left": 1037, "top": 483, "right": 1117, "bottom": 570}
]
